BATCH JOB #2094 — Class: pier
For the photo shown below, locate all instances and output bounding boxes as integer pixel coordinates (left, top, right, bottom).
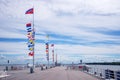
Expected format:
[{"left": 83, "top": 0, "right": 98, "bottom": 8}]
[{"left": 6, "top": 67, "right": 100, "bottom": 80}]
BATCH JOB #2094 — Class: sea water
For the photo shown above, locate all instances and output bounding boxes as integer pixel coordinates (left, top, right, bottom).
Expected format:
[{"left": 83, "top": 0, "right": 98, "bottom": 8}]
[{"left": 88, "top": 65, "right": 120, "bottom": 79}]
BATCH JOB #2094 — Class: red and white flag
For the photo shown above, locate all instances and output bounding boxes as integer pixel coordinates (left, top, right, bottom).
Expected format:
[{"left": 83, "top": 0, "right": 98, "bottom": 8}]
[{"left": 25, "top": 8, "right": 34, "bottom": 14}]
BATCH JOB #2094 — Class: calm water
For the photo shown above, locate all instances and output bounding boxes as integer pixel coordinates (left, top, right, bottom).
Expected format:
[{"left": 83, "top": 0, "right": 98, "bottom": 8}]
[
  {"left": 88, "top": 65, "right": 120, "bottom": 71},
  {"left": 87, "top": 65, "right": 120, "bottom": 78},
  {"left": 0, "top": 64, "right": 27, "bottom": 71}
]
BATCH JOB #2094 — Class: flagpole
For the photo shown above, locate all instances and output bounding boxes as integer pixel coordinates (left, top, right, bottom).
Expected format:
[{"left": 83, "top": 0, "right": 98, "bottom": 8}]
[
  {"left": 25, "top": 7, "right": 35, "bottom": 73},
  {"left": 46, "top": 35, "right": 49, "bottom": 68},
  {"left": 32, "top": 6, "right": 35, "bottom": 71},
  {"left": 56, "top": 53, "right": 57, "bottom": 66},
  {"left": 47, "top": 35, "right": 49, "bottom": 68},
  {"left": 53, "top": 46, "right": 54, "bottom": 66},
  {"left": 53, "top": 46, "right": 54, "bottom": 63},
  {"left": 52, "top": 44, "right": 54, "bottom": 64}
]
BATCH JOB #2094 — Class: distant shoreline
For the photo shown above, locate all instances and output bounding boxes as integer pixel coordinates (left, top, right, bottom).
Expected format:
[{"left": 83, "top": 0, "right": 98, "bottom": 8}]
[
  {"left": 0, "top": 62, "right": 120, "bottom": 66},
  {"left": 86, "top": 62, "right": 120, "bottom": 65}
]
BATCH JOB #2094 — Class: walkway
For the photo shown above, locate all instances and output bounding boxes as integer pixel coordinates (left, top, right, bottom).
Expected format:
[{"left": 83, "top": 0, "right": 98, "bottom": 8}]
[{"left": 7, "top": 67, "right": 100, "bottom": 80}]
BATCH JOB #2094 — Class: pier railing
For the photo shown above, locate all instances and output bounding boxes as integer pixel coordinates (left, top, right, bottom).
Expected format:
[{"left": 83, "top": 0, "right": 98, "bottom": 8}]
[{"left": 66, "top": 65, "right": 120, "bottom": 80}]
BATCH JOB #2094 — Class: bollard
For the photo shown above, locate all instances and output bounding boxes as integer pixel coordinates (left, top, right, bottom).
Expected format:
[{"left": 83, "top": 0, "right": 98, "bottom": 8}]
[
  {"left": 6, "top": 66, "right": 8, "bottom": 71},
  {"left": 30, "top": 67, "right": 34, "bottom": 73},
  {"left": 41, "top": 66, "right": 43, "bottom": 70}
]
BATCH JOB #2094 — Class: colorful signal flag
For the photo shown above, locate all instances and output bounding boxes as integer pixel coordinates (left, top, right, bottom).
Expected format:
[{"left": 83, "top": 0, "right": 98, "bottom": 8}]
[{"left": 25, "top": 8, "right": 34, "bottom": 14}]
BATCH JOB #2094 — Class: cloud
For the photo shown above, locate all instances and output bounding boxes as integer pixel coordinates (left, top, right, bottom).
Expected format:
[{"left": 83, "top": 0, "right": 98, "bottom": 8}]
[
  {"left": 50, "top": 0, "right": 120, "bottom": 15},
  {"left": 0, "top": 0, "right": 120, "bottom": 63},
  {"left": 55, "top": 44, "right": 120, "bottom": 55}
]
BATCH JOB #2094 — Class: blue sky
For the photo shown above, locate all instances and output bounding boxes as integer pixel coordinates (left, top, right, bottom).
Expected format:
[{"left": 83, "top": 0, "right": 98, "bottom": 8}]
[{"left": 0, "top": 0, "right": 120, "bottom": 64}]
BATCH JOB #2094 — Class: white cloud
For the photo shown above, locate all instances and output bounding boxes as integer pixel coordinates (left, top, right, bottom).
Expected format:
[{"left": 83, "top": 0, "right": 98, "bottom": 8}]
[
  {"left": 50, "top": 0, "right": 120, "bottom": 14},
  {"left": 55, "top": 44, "right": 120, "bottom": 55},
  {"left": 0, "top": 0, "right": 120, "bottom": 63}
]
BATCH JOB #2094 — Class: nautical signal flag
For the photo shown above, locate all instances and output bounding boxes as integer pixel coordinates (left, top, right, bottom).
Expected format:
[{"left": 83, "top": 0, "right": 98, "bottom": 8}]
[
  {"left": 46, "top": 43, "right": 48, "bottom": 45},
  {"left": 26, "top": 23, "right": 32, "bottom": 32},
  {"left": 45, "top": 42, "right": 49, "bottom": 61},
  {"left": 28, "top": 44, "right": 34, "bottom": 48},
  {"left": 29, "top": 39, "right": 34, "bottom": 43},
  {"left": 29, "top": 52, "right": 34, "bottom": 56},
  {"left": 51, "top": 44, "right": 54, "bottom": 47},
  {"left": 52, "top": 50, "right": 54, "bottom": 53},
  {"left": 46, "top": 49, "right": 49, "bottom": 53},
  {"left": 46, "top": 45, "right": 48, "bottom": 49},
  {"left": 46, "top": 35, "right": 49, "bottom": 40},
  {"left": 25, "top": 8, "right": 34, "bottom": 14},
  {"left": 27, "top": 41, "right": 34, "bottom": 45},
  {"left": 46, "top": 43, "right": 49, "bottom": 49},
  {"left": 27, "top": 32, "right": 32, "bottom": 38},
  {"left": 26, "top": 23, "right": 31, "bottom": 27},
  {"left": 29, "top": 47, "right": 34, "bottom": 51},
  {"left": 46, "top": 54, "right": 49, "bottom": 61}
]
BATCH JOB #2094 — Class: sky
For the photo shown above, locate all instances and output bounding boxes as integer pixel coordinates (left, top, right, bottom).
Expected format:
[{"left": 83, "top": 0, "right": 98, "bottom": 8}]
[{"left": 0, "top": 0, "right": 120, "bottom": 64}]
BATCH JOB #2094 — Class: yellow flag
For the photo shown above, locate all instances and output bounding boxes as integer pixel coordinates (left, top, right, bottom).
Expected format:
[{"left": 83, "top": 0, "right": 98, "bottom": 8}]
[
  {"left": 29, "top": 48, "right": 33, "bottom": 51},
  {"left": 46, "top": 34, "right": 49, "bottom": 39},
  {"left": 29, "top": 39, "right": 33, "bottom": 43}
]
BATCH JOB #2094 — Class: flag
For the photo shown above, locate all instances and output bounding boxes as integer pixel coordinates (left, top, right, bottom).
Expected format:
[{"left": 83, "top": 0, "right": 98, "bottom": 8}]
[
  {"left": 28, "top": 44, "right": 34, "bottom": 48},
  {"left": 46, "top": 53, "right": 48, "bottom": 56},
  {"left": 29, "top": 39, "right": 33, "bottom": 43},
  {"left": 46, "top": 54, "right": 49, "bottom": 61},
  {"left": 46, "top": 43, "right": 48, "bottom": 45},
  {"left": 27, "top": 32, "right": 32, "bottom": 36},
  {"left": 45, "top": 36, "right": 49, "bottom": 61},
  {"left": 52, "top": 50, "right": 54, "bottom": 53},
  {"left": 51, "top": 44, "right": 54, "bottom": 62},
  {"left": 27, "top": 28, "right": 32, "bottom": 32},
  {"left": 27, "top": 41, "right": 34, "bottom": 45},
  {"left": 29, "top": 47, "right": 34, "bottom": 51},
  {"left": 46, "top": 43, "right": 49, "bottom": 49},
  {"left": 25, "top": 8, "right": 34, "bottom": 14},
  {"left": 28, "top": 41, "right": 34, "bottom": 47},
  {"left": 29, "top": 52, "right": 34, "bottom": 56},
  {"left": 27, "top": 32, "right": 32, "bottom": 38},
  {"left": 46, "top": 35, "right": 49, "bottom": 38},
  {"left": 46, "top": 35, "right": 49, "bottom": 40},
  {"left": 46, "top": 45, "right": 49, "bottom": 49},
  {"left": 51, "top": 44, "right": 54, "bottom": 47},
  {"left": 26, "top": 23, "right": 32, "bottom": 32},
  {"left": 26, "top": 23, "right": 31, "bottom": 27},
  {"left": 46, "top": 49, "right": 49, "bottom": 53}
]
